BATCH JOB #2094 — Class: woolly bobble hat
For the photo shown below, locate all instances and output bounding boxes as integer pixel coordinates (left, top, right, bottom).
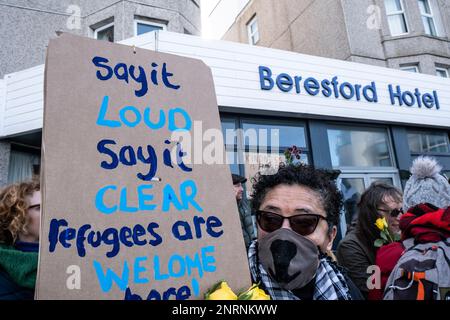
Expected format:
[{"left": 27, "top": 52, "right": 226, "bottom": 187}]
[{"left": 403, "top": 156, "right": 450, "bottom": 211}]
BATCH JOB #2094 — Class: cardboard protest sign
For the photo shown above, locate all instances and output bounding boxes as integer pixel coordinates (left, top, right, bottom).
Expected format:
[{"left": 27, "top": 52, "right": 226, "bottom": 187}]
[{"left": 36, "top": 33, "right": 251, "bottom": 300}]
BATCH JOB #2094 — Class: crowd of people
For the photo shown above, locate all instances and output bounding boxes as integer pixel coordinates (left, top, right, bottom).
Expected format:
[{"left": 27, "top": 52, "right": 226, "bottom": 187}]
[
  {"left": 233, "top": 155, "right": 449, "bottom": 300},
  {"left": 1, "top": 155, "right": 449, "bottom": 300}
]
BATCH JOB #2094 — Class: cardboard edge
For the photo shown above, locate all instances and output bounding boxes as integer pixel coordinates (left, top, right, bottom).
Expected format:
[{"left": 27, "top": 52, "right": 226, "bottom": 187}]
[{"left": 34, "top": 33, "right": 55, "bottom": 300}]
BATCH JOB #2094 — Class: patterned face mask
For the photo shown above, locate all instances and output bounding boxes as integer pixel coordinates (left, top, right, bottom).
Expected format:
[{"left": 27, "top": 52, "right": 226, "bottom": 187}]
[{"left": 258, "top": 228, "right": 320, "bottom": 291}]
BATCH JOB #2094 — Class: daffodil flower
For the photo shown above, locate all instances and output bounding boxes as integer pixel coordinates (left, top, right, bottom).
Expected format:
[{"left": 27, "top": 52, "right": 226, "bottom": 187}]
[
  {"left": 375, "top": 217, "right": 388, "bottom": 231},
  {"left": 374, "top": 217, "right": 398, "bottom": 247},
  {"left": 205, "top": 281, "right": 237, "bottom": 300},
  {"left": 238, "top": 283, "right": 271, "bottom": 300},
  {"left": 205, "top": 281, "right": 271, "bottom": 300}
]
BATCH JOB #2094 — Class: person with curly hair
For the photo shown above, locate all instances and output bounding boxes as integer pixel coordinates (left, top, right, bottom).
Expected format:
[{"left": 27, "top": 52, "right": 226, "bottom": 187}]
[
  {"left": 248, "top": 164, "right": 363, "bottom": 300},
  {"left": 0, "top": 180, "right": 40, "bottom": 300}
]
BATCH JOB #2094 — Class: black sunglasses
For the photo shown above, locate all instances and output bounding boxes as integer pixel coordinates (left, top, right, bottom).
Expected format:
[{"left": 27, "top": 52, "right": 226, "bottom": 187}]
[
  {"left": 377, "top": 207, "right": 403, "bottom": 218},
  {"left": 256, "top": 210, "right": 327, "bottom": 236}
]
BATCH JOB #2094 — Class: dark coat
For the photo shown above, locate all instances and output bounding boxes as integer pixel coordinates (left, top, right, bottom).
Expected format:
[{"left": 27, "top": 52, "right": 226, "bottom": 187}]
[
  {"left": 0, "top": 268, "right": 34, "bottom": 300},
  {"left": 238, "top": 199, "right": 256, "bottom": 249},
  {"left": 0, "top": 243, "right": 37, "bottom": 300},
  {"left": 344, "top": 273, "right": 365, "bottom": 300},
  {"left": 336, "top": 230, "right": 375, "bottom": 298}
]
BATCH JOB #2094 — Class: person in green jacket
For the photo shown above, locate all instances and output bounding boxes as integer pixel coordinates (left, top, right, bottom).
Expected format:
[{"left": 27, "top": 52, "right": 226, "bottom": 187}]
[
  {"left": 0, "top": 180, "right": 40, "bottom": 300},
  {"left": 232, "top": 174, "right": 256, "bottom": 249}
]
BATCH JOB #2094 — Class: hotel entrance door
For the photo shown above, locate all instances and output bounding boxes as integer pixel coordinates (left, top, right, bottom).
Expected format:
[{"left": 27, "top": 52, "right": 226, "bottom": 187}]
[{"left": 337, "top": 172, "right": 401, "bottom": 237}]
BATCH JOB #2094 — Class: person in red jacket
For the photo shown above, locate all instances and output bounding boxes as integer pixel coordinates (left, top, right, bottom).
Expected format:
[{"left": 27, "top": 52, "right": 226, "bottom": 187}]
[
  {"left": 368, "top": 156, "right": 450, "bottom": 300},
  {"left": 368, "top": 241, "right": 404, "bottom": 300}
]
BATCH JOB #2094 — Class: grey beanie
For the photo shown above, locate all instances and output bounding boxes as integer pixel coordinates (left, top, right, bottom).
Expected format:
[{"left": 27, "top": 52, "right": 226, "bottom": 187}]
[{"left": 403, "top": 156, "right": 450, "bottom": 211}]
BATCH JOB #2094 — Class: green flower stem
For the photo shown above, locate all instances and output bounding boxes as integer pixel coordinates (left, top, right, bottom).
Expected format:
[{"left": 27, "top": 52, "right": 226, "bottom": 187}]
[{"left": 383, "top": 228, "right": 394, "bottom": 243}]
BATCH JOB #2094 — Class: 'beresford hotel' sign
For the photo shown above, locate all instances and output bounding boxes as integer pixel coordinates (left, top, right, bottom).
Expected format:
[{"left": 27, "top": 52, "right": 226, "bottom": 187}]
[{"left": 259, "top": 66, "right": 440, "bottom": 110}]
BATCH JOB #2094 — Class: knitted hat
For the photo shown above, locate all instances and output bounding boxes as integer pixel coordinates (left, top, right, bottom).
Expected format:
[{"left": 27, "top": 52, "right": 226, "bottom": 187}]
[{"left": 403, "top": 156, "right": 450, "bottom": 211}]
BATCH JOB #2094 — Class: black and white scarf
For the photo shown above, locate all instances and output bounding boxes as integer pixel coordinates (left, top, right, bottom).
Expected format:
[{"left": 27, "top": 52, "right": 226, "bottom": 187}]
[{"left": 248, "top": 240, "right": 352, "bottom": 300}]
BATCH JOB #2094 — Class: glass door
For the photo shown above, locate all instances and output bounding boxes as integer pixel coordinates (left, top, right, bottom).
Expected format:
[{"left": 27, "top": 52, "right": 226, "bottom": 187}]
[{"left": 337, "top": 172, "right": 401, "bottom": 237}]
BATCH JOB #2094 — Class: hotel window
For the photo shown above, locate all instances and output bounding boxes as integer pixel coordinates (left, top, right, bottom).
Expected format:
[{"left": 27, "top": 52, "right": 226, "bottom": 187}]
[
  {"left": 247, "top": 16, "right": 260, "bottom": 45},
  {"left": 385, "top": 0, "right": 408, "bottom": 35},
  {"left": 400, "top": 65, "right": 419, "bottom": 73},
  {"left": 242, "top": 120, "right": 308, "bottom": 194},
  {"left": 221, "top": 118, "right": 240, "bottom": 175},
  {"left": 436, "top": 67, "right": 449, "bottom": 78},
  {"left": 242, "top": 120, "right": 308, "bottom": 162},
  {"left": 134, "top": 19, "right": 166, "bottom": 36},
  {"left": 7, "top": 146, "right": 41, "bottom": 184},
  {"left": 221, "top": 117, "right": 309, "bottom": 193},
  {"left": 94, "top": 22, "right": 114, "bottom": 42},
  {"left": 327, "top": 125, "right": 399, "bottom": 236},
  {"left": 327, "top": 126, "right": 394, "bottom": 168},
  {"left": 407, "top": 130, "right": 450, "bottom": 153},
  {"left": 418, "top": 0, "right": 441, "bottom": 36}
]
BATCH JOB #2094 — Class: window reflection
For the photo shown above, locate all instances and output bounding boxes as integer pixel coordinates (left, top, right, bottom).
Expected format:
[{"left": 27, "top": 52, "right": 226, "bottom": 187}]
[
  {"left": 407, "top": 131, "right": 450, "bottom": 153},
  {"left": 370, "top": 177, "right": 394, "bottom": 185},
  {"left": 137, "top": 23, "right": 163, "bottom": 35},
  {"left": 340, "top": 178, "right": 365, "bottom": 229},
  {"left": 242, "top": 122, "right": 306, "bottom": 149},
  {"left": 244, "top": 151, "right": 308, "bottom": 196},
  {"left": 328, "top": 127, "right": 393, "bottom": 167},
  {"left": 221, "top": 118, "right": 309, "bottom": 189}
]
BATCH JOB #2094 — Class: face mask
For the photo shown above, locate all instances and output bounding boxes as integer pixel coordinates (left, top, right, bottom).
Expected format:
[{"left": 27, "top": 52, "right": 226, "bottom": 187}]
[{"left": 258, "top": 228, "right": 320, "bottom": 291}]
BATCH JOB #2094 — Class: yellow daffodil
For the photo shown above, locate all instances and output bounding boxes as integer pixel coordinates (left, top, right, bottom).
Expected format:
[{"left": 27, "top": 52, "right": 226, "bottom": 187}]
[
  {"left": 205, "top": 281, "right": 238, "bottom": 300},
  {"left": 375, "top": 217, "right": 388, "bottom": 231},
  {"left": 238, "top": 284, "right": 271, "bottom": 300}
]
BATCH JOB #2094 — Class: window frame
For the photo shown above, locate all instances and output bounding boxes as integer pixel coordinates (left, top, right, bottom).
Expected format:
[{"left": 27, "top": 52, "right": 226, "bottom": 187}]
[
  {"left": 240, "top": 117, "right": 309, "bottom": 155},
  {"left": 246, "top": 15, "right": 260, "bottom": 45},
  {"left": 134, "top": 19, "right": 167, "bottom": 37},
  {"left": 337, "top": 172, "right": 402, "bottom": 236},
  {"left": 325, "top": 123, "right": 397, "bottom": 171},
  {"left": 407, "top": 129, "right": 450, "bottom": 155},
  {"left": 400, "top": 65, "right": 419, "bottom": 73},
  {"left": 418, "top": 0, "right": 439, "bottom": 36},
  {"left": 385, "top": 0, "right": 409, "bottom": 36},
  {"left": 220, "top": 114, "right": 311, "bottom": 178},
  {"left": 220, "top": 117, "right": 241, "bottom": 175},
  {"left": 93, "top": 21, "right": 115, "bottom": 42},
  {"left": 436, "top": 67, "right": 449, "bottom": 78}
]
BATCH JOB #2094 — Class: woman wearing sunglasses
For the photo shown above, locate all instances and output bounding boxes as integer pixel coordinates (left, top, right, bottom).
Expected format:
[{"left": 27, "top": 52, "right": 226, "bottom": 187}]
[
  {"left": 336, "top": 182, "right": 403, "bottom": 299},
  {"left": 248, "top": 164, "right": 363, "bottom": 300}
]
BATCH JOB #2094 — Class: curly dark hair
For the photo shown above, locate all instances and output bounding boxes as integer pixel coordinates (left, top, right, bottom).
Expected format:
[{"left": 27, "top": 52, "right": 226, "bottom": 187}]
[
  {"left": 251, "top": 164, "right": 343, "bottom": 230},
  {"left": 0, "top": 180, "right": 40, "bottom": 245}
]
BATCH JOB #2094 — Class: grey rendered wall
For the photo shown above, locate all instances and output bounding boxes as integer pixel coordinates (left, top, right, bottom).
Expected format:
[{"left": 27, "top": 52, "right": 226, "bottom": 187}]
[
  {"left": 222, "top": 0, "right": 450, "bottom": 72},
  {"left": 374, "top": 0, "right": 450, "bottom": 75},
  {"left": 339, "top": 0, "right": 387, "bottom": 66},
  {"left": 287, "top": 0, "right": 352, "bottom": 61},
  {"left": 0, "top": 0, "right": 84, "bottom": 77},
  {"left": 222, "top": 0, "right": 352, "bottom": 61},
  {"left": 0, "top": 142, "right": 11, "bottom": 188},
  {"left": 0, "top": 0, "right": 200, "bottom": 77},
  {"left": 340, "top": 0, "right": 450, "bottom": 71}
]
